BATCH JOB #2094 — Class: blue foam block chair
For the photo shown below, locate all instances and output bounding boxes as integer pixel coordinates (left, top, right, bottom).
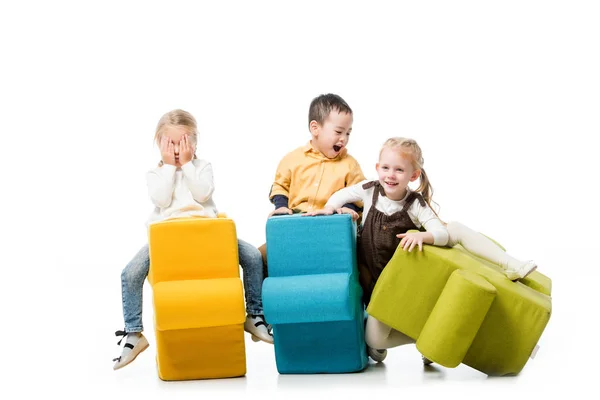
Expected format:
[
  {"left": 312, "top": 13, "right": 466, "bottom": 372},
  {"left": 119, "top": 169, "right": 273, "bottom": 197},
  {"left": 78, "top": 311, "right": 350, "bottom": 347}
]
[{"left": 262, "top": 214, "right": 368, "bottom": 374}]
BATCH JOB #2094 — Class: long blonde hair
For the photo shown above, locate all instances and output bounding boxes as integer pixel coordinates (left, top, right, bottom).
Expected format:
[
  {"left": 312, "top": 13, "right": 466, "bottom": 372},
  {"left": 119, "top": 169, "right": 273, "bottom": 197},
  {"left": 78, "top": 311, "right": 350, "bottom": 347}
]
[
  {"left": 380, "top": 137, "right": 438, "bottom": 214},
  {"left": 154, "top": 109, "right": 198, "bottom": 167}
]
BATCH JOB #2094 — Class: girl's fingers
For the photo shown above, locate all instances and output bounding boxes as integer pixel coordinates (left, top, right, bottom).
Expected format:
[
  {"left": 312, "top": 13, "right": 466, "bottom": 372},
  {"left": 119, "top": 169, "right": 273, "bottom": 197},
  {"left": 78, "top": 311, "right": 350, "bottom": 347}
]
[
  {"left": 396, "top": 233, "right": 405, "bottom": 238},
  {"left": 409, "top": 241, "right": 416, "bottom": 252}
]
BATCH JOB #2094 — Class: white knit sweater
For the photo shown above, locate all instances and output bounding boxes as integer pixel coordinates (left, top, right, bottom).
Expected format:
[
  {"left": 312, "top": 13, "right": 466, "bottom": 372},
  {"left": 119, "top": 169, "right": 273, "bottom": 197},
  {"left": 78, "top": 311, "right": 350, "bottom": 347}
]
[{"left": 146, "top": 159, "right": 218, "bottom": 225}]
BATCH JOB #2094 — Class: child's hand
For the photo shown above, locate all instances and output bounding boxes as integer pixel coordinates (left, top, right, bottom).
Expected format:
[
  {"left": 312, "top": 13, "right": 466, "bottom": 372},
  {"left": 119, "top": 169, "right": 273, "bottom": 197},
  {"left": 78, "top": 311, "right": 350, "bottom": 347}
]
[
  {"left": 269, "top": 207, "right": 293, "bottom": 217},
  {"left": 396, "top": 232, "right": 427, "bottom": 252},
  {"left": 337, "top": 207, "right": 359, "bottom": 221},
  {"left": 304, "top": 206, "right": 336, "bottom": 217},
  {"left": 179, "top": 134, "right": 195, "bottom": 165},
  {"left": 160, "top": 136, "right": 176, "bottom": 166}
]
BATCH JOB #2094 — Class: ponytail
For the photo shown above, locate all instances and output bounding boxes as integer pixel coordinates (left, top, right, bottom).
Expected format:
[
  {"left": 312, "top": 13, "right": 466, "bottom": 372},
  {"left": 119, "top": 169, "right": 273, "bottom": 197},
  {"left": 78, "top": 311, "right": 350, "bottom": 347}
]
[{"left": 416, "top": 167, "right": 439, "bottom": 216}]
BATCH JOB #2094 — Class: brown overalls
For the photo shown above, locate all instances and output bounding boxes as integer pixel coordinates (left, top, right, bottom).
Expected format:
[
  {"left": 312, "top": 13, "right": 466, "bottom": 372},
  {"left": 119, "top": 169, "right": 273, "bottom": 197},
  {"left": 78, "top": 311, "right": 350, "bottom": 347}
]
[{"left": 357, "top": 180, "right": 426, "bottom": 305}]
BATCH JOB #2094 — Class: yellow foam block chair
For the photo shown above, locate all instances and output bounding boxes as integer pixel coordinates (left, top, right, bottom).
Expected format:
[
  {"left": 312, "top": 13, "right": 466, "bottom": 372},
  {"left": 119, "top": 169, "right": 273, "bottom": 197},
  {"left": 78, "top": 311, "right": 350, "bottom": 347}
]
[{"left": 148, "top": 216, "right": 246, "bottom": 380}]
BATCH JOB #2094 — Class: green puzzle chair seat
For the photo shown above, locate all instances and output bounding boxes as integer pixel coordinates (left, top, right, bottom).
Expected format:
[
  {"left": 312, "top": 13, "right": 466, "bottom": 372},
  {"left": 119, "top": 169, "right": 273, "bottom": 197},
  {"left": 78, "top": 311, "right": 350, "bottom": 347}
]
[{"left": 367, "top": 236, "right": 552, "bottom": 376}]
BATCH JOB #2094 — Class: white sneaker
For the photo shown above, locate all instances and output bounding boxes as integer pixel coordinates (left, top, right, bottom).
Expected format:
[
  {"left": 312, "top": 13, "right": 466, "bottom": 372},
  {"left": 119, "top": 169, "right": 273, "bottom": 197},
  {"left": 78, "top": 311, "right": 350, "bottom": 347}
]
[
  {"left": 505, "top": 261, "right": 537, "bottom": 281},
  {"left": 367, "top": 346, "right": 387, "bottom": 363},
  {"left": 113, "top": 331, "right": 149, "bottom": 370},
  {"left": 244, "top": 315, "right": 274, "bottom": 344}
]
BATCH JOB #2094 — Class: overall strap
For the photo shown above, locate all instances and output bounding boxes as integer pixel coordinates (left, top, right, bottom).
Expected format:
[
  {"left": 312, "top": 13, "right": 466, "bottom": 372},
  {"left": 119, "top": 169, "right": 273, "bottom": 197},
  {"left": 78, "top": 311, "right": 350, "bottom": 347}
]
[
  {"left": 402, "top": 191, "right": 427, "bottom": 212},
  {"left": 362, "top": 180, "right": 386, "bottom": 205}
]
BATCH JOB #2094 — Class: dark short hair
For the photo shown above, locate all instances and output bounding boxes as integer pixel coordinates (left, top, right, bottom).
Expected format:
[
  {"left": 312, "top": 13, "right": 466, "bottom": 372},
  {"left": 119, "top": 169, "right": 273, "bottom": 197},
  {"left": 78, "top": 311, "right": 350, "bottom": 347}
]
[{"left": 308, "top": 93, "right": 352, "bottom": 128}]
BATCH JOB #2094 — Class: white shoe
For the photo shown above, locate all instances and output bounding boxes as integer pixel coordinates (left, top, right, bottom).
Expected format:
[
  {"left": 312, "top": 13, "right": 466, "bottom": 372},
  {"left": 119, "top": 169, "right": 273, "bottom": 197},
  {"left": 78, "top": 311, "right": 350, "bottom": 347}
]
[
  {"left": 244, "top": 315, "right": 274, "bottom": 344},
  {"left": 505, "top": 261, "right": 537, "bottom": 281},
  {"left": 367, "top": 346, "right": 387, "bottom": 363},
  {"left": 422, "top": 355, "right": 433, "bottom": 365},
  {"left": 113, "top": 331, "right": 149, "bottom": 370}
]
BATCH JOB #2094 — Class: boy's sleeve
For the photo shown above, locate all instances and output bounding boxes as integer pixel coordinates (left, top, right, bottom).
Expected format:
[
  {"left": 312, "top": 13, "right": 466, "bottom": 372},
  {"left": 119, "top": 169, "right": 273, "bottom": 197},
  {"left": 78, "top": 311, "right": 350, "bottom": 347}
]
[
  {"left": 343, "top": 157, "right": 366, "bottom": 210},
  {"left": 346, "top": 157, "right": 366, "bottom": 186},
  {"left": 271, "top": 195, "right": 289, "bottom": 209},
  {"left": 269, "top": 154, "right": 292, "bottom": 201}
]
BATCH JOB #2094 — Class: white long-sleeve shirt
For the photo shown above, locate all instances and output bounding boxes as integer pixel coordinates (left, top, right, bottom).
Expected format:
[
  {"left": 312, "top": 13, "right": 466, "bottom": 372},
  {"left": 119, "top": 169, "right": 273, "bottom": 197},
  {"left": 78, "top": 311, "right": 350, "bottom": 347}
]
[
  {"left": 146, "top": 159, "right": 218, "bottom": 225},
  {"left": 326, "top": 180, "right": 449, "bottom": 246}
]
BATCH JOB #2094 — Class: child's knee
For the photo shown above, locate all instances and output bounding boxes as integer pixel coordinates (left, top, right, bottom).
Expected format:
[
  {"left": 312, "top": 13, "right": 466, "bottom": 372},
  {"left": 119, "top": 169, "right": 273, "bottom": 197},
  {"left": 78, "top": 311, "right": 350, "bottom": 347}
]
[
  {"left": 121, "top": 252, "right": 150, "bottom": 284},
  {"left": 446, "top": 220, "right": 464, "bottom": 247},
  {"left": 121, "top": 264, "right": 146, "bottom": 286}
]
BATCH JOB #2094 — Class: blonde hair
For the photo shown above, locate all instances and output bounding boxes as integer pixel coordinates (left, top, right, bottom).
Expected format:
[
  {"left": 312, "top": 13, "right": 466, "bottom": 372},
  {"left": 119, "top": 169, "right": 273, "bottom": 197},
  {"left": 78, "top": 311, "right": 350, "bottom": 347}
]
[
  {"left": 380, "top": 137, "right": 438, "bottom": 214},
  {"left": 154, "top": 109, "right": 198, "bottom": 166}
]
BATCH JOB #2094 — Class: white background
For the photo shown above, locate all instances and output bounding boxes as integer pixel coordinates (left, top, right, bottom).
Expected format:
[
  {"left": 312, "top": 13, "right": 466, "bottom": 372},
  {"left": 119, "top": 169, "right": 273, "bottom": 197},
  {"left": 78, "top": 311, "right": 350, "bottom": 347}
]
[{"left": 1, "top": 1, "right": 599, "bottom": 398}]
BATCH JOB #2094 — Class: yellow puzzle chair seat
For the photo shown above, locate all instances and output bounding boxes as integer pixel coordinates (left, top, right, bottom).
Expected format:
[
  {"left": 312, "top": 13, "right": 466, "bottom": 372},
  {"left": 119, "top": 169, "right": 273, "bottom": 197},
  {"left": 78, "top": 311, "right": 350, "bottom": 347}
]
[{"left": 148, "top": 216, "right": 246, "bottom": 380}]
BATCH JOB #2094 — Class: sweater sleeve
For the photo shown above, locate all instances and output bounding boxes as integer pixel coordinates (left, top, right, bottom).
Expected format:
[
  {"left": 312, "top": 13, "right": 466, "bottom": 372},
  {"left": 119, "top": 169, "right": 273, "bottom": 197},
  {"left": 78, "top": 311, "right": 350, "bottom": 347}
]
[
  {"left": 410, "top": 201, "right": 449, "bottom": 246},
  {"left": 146, "top": 164, "right": 177, "bottom": 208},
  {"left": 271, "top": 195, "right": 289, "bottom": 209},
  {"left": 181, "top": 160, "right": 215, "bottom": 203},
  {"left": 325, "top": 181, "right": 368, "bottom": 209}
]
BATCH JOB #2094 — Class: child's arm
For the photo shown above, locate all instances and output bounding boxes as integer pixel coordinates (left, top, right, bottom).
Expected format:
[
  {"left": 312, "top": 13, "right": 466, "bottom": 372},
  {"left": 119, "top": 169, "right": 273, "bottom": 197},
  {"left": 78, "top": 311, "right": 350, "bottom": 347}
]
[
  {"left": 306, "top": 183, "right": 365, "bottom": 220},
  {"left": 268, "top": 155, "right": 293, "bottom": 216},
  {"left": 146, "top": 165, "right": 176, "bottom": 208},
  {"left": 343, "top": 156, "right": 367, "bottom": 212},
  {"left": 181, "top": 161, "right": 215, "bottom": 203},
  {"left": 326, "top": 183, "right": 364, "bottom": 210},
  {"left": 396, "top": 203, "right": 449, "bottom": 252}
]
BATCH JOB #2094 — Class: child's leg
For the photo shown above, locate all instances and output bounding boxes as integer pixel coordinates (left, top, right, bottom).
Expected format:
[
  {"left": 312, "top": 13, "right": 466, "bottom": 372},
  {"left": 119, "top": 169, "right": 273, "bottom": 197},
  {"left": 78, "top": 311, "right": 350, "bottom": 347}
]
[
  {"left": 258, "top": 242, "right": 268, "bottom": 278},
  {"left": 239, "top": 239, "right": 273, "bottom": 344},
  {"left": 121, "top": 244, "right": 150, "bottom": 333},
  {"left": 365, "top": 315, "right": 414, "bottom": 349},
  {"left": 446, "top": 221, "right": 536, "bottom": 280},
  {"left": 114, "top": 244, "right": 150, "bottom": 370},
  {"left": 238, "top": 239, "right": 264, "bottom": 316}
]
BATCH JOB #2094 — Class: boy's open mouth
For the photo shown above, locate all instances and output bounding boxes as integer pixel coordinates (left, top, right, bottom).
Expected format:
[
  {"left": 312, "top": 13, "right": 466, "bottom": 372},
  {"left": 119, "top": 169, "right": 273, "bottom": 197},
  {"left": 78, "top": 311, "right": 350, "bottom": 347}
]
[{"left": 333, "top": 145, "right": 341, "bottom": 152}]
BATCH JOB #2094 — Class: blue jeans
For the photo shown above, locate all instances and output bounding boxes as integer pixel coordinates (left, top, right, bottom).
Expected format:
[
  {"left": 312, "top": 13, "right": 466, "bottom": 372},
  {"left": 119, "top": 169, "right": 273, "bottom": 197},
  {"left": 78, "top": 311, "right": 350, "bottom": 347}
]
[{"left": 120, "top": 238, "right": 265, "bottom": 332}]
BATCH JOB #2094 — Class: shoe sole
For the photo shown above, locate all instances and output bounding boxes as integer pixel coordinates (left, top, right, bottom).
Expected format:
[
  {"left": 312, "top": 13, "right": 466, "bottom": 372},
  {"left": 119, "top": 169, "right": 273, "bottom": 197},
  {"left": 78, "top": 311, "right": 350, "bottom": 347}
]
[
  {"left": 113, "top": 338, "right": 150, "bottom": 370},
  {"left": 244, "top": 321, "right": 274, "bottom": 344},
  {"left": 249, "top": 333, "right": 274, "bottom": 344},
  {"left": 367, "top": 349, "right": 387, "bottom": 363}
]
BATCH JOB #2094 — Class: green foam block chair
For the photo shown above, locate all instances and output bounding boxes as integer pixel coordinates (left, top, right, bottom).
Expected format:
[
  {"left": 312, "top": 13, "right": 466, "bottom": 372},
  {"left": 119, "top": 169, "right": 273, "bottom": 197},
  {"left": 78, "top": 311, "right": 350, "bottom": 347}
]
[{"left": 367, "top": 234, "right": 552, "bottom": 376}]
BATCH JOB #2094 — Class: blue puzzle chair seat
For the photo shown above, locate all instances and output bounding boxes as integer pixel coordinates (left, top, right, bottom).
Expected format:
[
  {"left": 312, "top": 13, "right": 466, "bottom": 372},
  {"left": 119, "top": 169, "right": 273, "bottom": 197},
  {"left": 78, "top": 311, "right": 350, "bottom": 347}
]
[{"left": 262, "top": 214, "right": 368, "bottom": 374}]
